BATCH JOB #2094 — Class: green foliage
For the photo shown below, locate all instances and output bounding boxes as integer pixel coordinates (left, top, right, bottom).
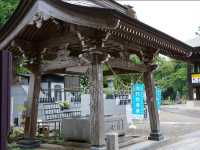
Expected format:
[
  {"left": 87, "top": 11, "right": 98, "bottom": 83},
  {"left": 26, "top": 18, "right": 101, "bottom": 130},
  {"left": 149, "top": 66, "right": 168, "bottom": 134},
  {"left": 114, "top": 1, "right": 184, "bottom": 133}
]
[
  {"left": 16, "top": 104, "right": 26, "bottom": 112},
  {"left": 109, "top": 55, "right": 188, "bottom": 100},
  {"left": 80, "top": 75, "right": 89, "bottom": 94},
  {"left": 112, "top": 73, "right": 143, "bottom": 93},
  {"left": 0, "top": 0, "right": 19, "bottom": 27},
  {"left": 8, "top": 127, "right": 24, "bottom": 143},
  {"left": 161, "top": 96, "right": 175, "bottom": 105},
  {"left": 130, "top": 54, "right": 141, "bottom": 64},
  {"left": 8, "top": 143, "right": 22, "bottom": 150},
  {"left": 0, "top": 0, "right": 30, "bottom": 75},
  {"left": 104, "top": 87, "right": 113, "bottom": 96},
  {"left": 59, "top": 100, "right": 70, "bottom": 109},
  {"left": 16, "top": 65, "right": 30, "bottom": 74},
  {"left": 154, "top": 55, "right": 188, "bottom": 100}
]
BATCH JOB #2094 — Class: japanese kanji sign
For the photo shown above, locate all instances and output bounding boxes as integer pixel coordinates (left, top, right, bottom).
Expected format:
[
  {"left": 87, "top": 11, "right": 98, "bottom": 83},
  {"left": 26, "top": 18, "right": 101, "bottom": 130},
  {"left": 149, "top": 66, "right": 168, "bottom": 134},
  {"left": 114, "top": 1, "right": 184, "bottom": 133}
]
[{"left": 132, "top": 83, "right": 144, "bottom": 118}]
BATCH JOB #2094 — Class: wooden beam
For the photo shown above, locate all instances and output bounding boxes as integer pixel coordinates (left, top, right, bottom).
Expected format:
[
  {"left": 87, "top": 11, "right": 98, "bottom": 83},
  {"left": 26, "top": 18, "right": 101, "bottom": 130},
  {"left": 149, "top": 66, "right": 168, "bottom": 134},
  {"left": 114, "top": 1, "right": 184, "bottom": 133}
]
[
  {"left": 89, "top": 54, "right": 105, "bottom": 148},
  {"left": 108, "top": 58, "right": 147, "bottom": 72},
  {"left": 41, "top": 56, "right": 86, "bottom": 72},
  {"left": 143, "top": 65, "right": 163, "bottom": 141},
  {"left": 41, "top": 53, "right": 147, "bottom": 73},
  {"left": 0, "top": 50, "right": 12, "bottom": 150}
]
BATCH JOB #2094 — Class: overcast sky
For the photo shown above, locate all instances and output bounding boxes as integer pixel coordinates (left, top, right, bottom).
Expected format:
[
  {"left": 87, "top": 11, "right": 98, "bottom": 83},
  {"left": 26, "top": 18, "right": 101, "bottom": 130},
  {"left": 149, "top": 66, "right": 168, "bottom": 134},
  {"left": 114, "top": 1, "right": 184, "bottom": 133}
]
[{"left": 117, "top": 1, "right": 200, "bottom": 43}]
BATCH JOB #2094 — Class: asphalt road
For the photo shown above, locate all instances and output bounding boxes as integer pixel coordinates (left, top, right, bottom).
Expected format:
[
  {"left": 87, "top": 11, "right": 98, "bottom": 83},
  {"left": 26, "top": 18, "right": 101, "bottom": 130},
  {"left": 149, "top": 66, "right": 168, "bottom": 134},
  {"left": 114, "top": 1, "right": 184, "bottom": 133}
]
[
  {"left": 161, "top": 105, "right": 200, "bottom": 118},
  {"left": 123, "top": 104, "right": 200, "bottom": 150}
]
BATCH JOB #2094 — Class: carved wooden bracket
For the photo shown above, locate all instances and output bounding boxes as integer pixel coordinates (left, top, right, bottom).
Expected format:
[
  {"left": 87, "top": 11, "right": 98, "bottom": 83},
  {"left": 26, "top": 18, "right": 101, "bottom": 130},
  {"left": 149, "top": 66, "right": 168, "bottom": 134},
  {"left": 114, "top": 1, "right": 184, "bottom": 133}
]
[
  {"left": 141, "top": 48, "right": 160, "bottom": 65},
  {"left": 29, "top": 11, "right": 51, "bottom": 28},
  {"left": 76, "top": 30, "right": 113, "bottom": 64}
]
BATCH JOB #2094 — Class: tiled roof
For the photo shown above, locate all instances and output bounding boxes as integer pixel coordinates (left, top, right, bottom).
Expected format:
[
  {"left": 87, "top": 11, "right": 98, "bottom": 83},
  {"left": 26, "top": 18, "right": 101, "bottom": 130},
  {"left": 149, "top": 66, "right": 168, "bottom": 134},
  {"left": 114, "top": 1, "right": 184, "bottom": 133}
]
[
  {"left": 61, "top": 0, "right": 128, "bottom": 15},
  {"left": 61, "top": 0, "right": 103, "bottom": 8}
]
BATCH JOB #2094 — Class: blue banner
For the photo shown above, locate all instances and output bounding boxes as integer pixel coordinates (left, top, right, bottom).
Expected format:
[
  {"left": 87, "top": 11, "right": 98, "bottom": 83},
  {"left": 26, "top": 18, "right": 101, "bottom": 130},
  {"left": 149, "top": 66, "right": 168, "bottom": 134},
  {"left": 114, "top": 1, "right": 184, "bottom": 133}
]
[
  {"left": 132, "top": 84, "right": 162, "bottom": 119},
  {"left": 156, "top": 87, "right": 162, "bottom": 111},
  {"left": 132, "top": 83, "right": 144, "bottom": 118}
]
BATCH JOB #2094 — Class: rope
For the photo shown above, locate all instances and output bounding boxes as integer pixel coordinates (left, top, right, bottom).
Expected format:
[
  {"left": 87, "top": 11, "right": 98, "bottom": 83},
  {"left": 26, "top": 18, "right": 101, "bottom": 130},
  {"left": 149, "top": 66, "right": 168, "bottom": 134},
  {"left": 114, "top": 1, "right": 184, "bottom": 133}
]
[{"left": 106, "top": 62, "right": 129, "bottom": 90}]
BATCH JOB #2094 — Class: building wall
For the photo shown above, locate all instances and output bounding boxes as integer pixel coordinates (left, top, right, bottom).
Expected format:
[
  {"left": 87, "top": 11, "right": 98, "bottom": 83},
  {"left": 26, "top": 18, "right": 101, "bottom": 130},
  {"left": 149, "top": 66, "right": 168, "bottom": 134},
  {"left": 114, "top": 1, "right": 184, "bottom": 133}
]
[
  {"left": 188, "top": 63, "right": 200, "bottom": 100},
  {"left": 11, "top": 85, "right": 28, "bottom": 126},
  {"left": 11, "top": 81, "right": 65, "bottom": 126}
]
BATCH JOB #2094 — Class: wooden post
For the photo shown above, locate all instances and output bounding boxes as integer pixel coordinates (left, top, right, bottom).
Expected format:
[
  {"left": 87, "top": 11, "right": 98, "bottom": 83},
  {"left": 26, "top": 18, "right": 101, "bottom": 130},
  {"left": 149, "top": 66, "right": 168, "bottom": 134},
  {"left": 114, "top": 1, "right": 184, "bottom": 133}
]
[
  {"left": 27, "top": 73, "right": 41, "bottom": 138},
  {"left": 0, "top": 50, "right": 12, "bottom": 150},
  {"left": 18, "top": 71, "right": 41, "bottom": 148},
  {"left": 187, "top": 64, "right": 193, "bottom": 100},
  {"left": 143, "top": 65, "right": 163, "bottom": 141},
  {"left": 23, "top": 63, "right": 41, "bottom": 139},
  {"left": 89, "top": 54, "right": 106, "bottom": 149}
]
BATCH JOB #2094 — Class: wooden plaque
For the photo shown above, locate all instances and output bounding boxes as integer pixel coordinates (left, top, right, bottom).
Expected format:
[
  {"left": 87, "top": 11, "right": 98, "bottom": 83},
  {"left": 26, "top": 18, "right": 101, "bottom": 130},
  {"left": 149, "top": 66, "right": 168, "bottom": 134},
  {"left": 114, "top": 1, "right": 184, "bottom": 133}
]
[{"left": 64, "top": 75, "right": 80, "bottom": 92}]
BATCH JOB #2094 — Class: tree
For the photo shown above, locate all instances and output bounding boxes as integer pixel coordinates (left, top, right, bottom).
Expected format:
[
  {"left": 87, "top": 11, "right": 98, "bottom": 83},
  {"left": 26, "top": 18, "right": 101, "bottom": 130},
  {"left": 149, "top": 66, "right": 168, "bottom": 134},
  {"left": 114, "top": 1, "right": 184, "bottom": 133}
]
[
  {"left": 106, "top": 55, "right": 188, "bottom": 100},
  {"left": 0, "top": 0, "right": 19, "bottom": 27},
  {"left": 154, "top": 56, "right": 188, "bottom": 100},
  {"left": 0, "top": 0, "right": 30, "bottom": 74}
]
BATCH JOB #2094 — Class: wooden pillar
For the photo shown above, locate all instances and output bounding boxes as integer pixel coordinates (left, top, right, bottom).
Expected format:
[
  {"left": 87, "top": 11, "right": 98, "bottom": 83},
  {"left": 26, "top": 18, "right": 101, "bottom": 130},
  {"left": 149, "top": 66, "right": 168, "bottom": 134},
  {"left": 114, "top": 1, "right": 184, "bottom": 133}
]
[
  {"left": 12, "top": 57, "right": 21, "bottom": 85},
  {"left": 0, "top": 50, "right": 12, "bottom": 150},
  {"left": 89, "top": 54, "right": 105, "bottom": 149},
  {"left": 143, "top": 65, "right": 163, "bottom": 141},
  {"left": 187, "top": 64, "right": 193, "bottom": 100},
  {"left": 27, "top": 73, "right": 41, "bottom": 138},
  {"left": 23, "top": 63, "right": 41, "bottom": 139},
  {"left": 197, "top": 87, "right": 200, "bottom": 100}
]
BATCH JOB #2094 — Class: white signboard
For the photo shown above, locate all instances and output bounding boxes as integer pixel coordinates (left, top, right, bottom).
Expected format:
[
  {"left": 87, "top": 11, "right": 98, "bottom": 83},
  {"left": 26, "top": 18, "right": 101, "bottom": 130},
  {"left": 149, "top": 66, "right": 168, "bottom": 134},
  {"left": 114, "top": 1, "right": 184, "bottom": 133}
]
[{"left": 192, "top": 74, "right": 200, "bottom": 84}]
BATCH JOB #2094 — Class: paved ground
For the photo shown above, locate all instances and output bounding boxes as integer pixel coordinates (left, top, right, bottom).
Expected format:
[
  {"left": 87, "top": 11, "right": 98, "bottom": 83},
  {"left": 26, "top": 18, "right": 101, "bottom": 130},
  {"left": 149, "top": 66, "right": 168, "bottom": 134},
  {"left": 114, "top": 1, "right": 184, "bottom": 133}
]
[
  {"left": 27, "top": 104, "right": 200, "bottom": 150},
  {"left": 122, "top": 104, "right": 200, "bottom": 150},
  {"left": 157, "top": 130, "right": 200, "bottom": 150}
]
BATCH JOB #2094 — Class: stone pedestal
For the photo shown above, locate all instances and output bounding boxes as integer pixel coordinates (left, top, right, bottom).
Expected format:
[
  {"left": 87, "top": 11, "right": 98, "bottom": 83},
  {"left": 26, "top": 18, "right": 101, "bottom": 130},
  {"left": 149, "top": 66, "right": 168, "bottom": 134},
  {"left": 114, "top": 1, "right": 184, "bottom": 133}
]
[
  {"left": 90, "top": 146, "right": 106, "bottom": 150},
  {"left": 106, "top": 132, "right": 119, "bottom": 150},
  {"left": 148, "top": 131, "right": 164, "bottom": 141},
  {"left": 17, "top": 138, "right": 40, "bottom": 149}
]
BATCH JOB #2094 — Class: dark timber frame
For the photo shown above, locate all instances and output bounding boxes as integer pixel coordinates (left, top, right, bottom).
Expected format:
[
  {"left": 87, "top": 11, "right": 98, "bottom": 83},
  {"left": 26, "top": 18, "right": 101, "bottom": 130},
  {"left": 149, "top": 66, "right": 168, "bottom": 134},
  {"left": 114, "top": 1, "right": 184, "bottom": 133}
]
[
  {"left": 0, "top": 0, "right": 195, "bottom": 149},
  {"left": 0, "top": 51, "right": 12, "bottom": 150},
  {"left": 187, "top": 47, "right": 200, "bottom": 100}
]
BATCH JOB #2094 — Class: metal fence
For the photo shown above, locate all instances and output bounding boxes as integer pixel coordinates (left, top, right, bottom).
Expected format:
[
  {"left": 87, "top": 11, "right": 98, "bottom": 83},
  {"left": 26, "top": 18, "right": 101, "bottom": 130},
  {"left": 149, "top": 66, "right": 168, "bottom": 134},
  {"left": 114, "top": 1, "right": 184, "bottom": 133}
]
[{"left": 37, "top": 120, "right": 62, "bottom": 137}]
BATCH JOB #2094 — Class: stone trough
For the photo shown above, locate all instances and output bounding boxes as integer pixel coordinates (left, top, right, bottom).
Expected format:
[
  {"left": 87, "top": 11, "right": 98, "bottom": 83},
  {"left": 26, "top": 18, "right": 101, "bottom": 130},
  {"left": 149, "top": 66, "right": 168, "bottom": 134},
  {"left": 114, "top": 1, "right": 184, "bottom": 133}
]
[{"left": 62, "top": 115, "right": 128, "bottom": 143}]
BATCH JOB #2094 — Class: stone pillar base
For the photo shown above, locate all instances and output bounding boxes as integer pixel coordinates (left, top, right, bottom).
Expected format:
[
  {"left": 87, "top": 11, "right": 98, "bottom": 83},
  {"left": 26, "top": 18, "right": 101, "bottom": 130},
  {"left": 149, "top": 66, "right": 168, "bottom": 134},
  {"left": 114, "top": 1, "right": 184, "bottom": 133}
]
[
  {"left": 91, "top": 146, "right": 106, "bottom": 150},
  {"left": 17, "top": 138, "right": 40, "bottom": 149},
  {"left": 106, "top": 132, "right": 119, "bottom": 150},
  {"left": 148, "top": 132, "right": 164, "bottom": 141}
]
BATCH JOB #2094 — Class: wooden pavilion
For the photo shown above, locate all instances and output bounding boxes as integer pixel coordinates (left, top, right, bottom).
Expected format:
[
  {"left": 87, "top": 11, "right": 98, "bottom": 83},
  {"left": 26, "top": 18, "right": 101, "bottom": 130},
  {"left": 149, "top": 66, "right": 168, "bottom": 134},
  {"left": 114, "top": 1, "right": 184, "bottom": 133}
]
[{"left": 0, "top": 0, "right": 194, "bottom": 149}]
